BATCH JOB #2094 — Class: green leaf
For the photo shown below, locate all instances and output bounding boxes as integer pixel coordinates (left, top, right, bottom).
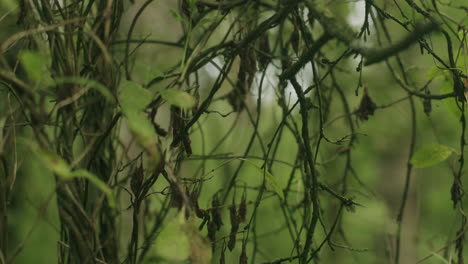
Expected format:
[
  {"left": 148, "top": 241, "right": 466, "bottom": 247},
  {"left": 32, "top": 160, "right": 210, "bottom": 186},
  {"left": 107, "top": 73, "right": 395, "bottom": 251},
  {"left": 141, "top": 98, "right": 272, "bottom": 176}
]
[
  {"left": 188, "top": 0, "right": 198, "bottom": 8},
  {"left": 22, "top": 139, "right": 115, "bottom": 207},
  {"left": 20, "top": 51, "right": 51, "bottom": 84},
  {"left": 430, "top": 252, "right": 450, "bottom": 264},
  {"left": 71, "top": 169, "right": 116, "bottom": 207},
  {"left": 154, "top": 212, "right": 212, "bottom": 263},
  {"left": 40, "top": 151, "right": 73, "bottom": 179},
  {"left": 54, "top": 77, "right": 116, "bottom": 103},
  {"left": 124, "top": 110, "right": 157, "bottom": 149},
  {"left": 119, "top": 80, "right": 152, "bottom": 112},
  {"left": 170, "top": 9, "right": 184, "bottom": 23},
  {"left": 154, "top": 212, "right": 191, "bottom": 261},
  {"left": 242, "top": 159, "right": 284, "bottom": 200},
  {"left": 159, "top": 89, "right": 197, "bottom": 109},
  {"left": 0, "top": 0, "right": 16, "bottom": 9},
  {"left": 141, "top": 68, "right": 164, "bottom": 84},
  {"left": 425, "top": 65, "right": 443, "bottom": 80},
  {"left": 21, "top": 139, "right": 72, "bottom": 178},
  {"left": 440, "top": 78, "right": 466, "bottom": 119},
  {"left": 410, "top": 144, "right": 455, "bottom": 168}
]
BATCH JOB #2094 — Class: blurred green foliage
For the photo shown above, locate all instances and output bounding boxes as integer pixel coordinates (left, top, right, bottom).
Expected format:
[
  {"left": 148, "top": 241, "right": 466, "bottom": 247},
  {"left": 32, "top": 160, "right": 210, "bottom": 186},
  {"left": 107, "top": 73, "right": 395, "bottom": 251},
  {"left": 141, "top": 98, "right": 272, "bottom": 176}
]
[{"left": 1, "top": 0, "right": 468, "bottom": 264}]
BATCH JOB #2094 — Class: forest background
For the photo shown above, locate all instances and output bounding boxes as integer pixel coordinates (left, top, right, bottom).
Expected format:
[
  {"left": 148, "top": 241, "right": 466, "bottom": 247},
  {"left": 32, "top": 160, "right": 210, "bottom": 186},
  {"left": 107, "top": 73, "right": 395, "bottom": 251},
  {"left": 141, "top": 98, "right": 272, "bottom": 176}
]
[{"left": 0, "top": 0, "right": 467, "bottom": 263}]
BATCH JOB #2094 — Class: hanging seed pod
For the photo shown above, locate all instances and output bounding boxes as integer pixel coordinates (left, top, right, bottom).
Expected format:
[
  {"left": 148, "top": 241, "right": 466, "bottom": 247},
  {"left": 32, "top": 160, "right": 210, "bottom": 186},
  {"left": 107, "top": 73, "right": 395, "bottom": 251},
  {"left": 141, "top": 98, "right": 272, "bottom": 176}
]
[
  {"left": 291, "top": 26, "right": 300, "bottom": 55},
  {"left": 230, "top": 205, "right": 239, "bottom": 228},
  {"left": 423, "top": 90, "right": 432, "bottom": 115},
  {"left": 246, "top": 48, "right": 257, "bottom": 86},
  {"left": 190, "top": 190, "right": 204, "bottom": 218},
  {"left": 17, "top": 0, "right": 27, "bottom": 24},
  {"left": 454, "top": 77, "right": 466, "bottom": 102},
  {"left": 464, "top": 77, "right": 468, "bottom": 101},
  {"left": 207, "top": 218, "right": 217, "bottom": 242},
  {"left": 180, "top": 0, "right": 191, "bottom": 18},
  {"left": 238, "top": 198, "right": 247, "bottom": 223},
  {"left": 356, "top": 88, "right": 377, "bottom": 121},
  {"left": 198, "top": 216, "right": 208, "bottom": 230},
  {"left": 169, "top": 183, "right": 184, "bottom": 209},
  {"left": 451, "top": 180, "right": 462, "bottom": 208},
  {"left": 227, "top": 233, "right": 237, "bottom": 251},
  {"left": 211, "top": 196, "right": 223, "bottom": 230},
  {"left": 228, "top": 205, "right": 239, "bottom": 251},
  {"left": 227, "top": 48, "right": 257, "bottom": 112},
  {"left": 257, "top": 34, "right": 271, "bottom": 70},
  {"left": 170, "top": 106, "right": 192, "bottom": 155},
  {"left": 153, "top": 122, "right": 168, "bottom": 137},
  {"left": 219, "top": 244, "right": 226, "bottom": 264},
  {"left": 130, "top": 164, "right": 144, "bottom": 196},
  {"left": 239, "top": 242, "right": 248, "bottom": 264}
]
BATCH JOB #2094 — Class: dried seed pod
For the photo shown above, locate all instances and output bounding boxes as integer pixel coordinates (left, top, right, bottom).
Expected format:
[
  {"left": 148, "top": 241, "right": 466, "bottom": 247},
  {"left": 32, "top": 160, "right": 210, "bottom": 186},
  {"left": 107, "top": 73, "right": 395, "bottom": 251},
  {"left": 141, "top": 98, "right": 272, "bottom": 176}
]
[
  {"left": 211, "top": 196, "right": 223, "bottom": 230},
  {"left": 227, "top": 233, "right": 237, "bottom": 252},
  {"left": 17, "top": 0, "right": 27, "bottom": 24},
  {"left": 228, "top": 205, "right": 239, "bottom": 251},
  {"left": 169, "top": 183, "right": 183, "bottom": 209},
  {"left": 230, "top": 205, "right": 238, "bottom": 227},
  {"left": 207, "top": 219, "right": 217, "bottom": 242},
  {"left": 153, "top": 122, "right": 168, "bottom": 137},
  {"left": 238, "top": 198, "right": 247, "bottom": 223},
  {"left": 464, "top": 77, "right": 468, "bottom": 101},
  {"left": 170, "top": 106, "right": 192, "bottom": 155},
  {"left": 257, "top": 34, "right": 271, "bottom": 70},
  {"left": 454, "top": 77, "right": 466, "bottom": 102},
  {"left": 227, "top": 48, "right": 257, "bottom": 112},
  {"left": 451, "top": 180, "right": 462, "bottom": 208},
  {"left": 219, "top": 244, "right": 226, "bottom": 264},
  {"left": 356, "top": 88, "right": 377, "bottom": 121},
  {"left": 130, "top": 164, "right": 144, "bottom": 196},
  {"left": 180, "top": 0, "right": 191, "bottom": 18},
  {"left": 291, "top": 27, "right": 300, "bottom": 55},
  {"left": 191, "top": 190, "right": 204, "bottom": 219},
  {"left": 198, "top": 216, "right": 208, "bottom": 230},
  {"left": 239, "top": 242, "right": 248, "bottom": 264},
  {"left": 423, "top": 90, "right": 432, "bottom": 115}
]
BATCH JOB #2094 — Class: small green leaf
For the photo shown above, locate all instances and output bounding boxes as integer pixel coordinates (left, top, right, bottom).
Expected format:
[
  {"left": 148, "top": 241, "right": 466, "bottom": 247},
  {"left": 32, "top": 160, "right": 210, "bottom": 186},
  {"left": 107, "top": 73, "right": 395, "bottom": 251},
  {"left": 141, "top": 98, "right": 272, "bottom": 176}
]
[
  {"left": 40, "top": 152, "right": 73, "bottom": 179},
  {"left": 124, "top": 110, "right": 157, "bottom": 149},
  {"left": 22, "top": 139, "right": 115, "bottom": 207},
  {"left": 154, "top": 212, "right": 191, "bottom": 261},
  {"left": 425, "top": 65, "right": 443, "bottom": 80},
  {"left": 430, "top": 252, "right": 450, "bottom": 264},
  {"left": 20, "top": 51, "right": 51, "bottom": 84},
  {"left": 22, "top": 140, "right": 72, "bottom": 178},
  {"left": 154, "top": 211, "right": 212, "bottom": 263},
  {"left": 119, "top": 80, "right": 152, "bottom": 112},
  {"left": 242, "top": 159, "right": 284, "bottom": 200},
  {"left": 410, "top": 144, "right": 455, "bottom": 168},
  {"left": 141, "top": 68, "right": 164, "bottom": 84},
  {"left": 188, "top": 0, "right": 198, "bottom": 8},
  {"left": 0, "top": 0, "right": 16, "bottom": 9},
  {"left": 54, "top": 77, "right": 116, "bottom": 103},
  {"left": 71, "top": 169, "right": 116, "bottom": 207},
  {"left": 159, "top": 89, "right": 196, "bottom": 109},
  {"left": 440, "top": 78, "right": 467, "bottom": 119},
  {"left": 170, "top": 9, "right": 184, "bottom": 23}
]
